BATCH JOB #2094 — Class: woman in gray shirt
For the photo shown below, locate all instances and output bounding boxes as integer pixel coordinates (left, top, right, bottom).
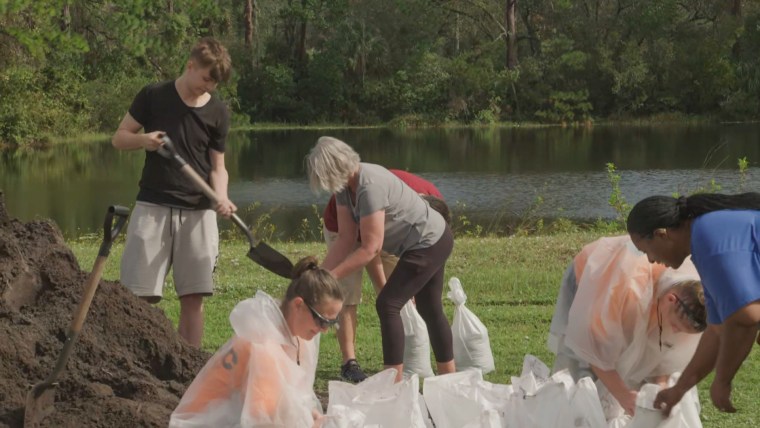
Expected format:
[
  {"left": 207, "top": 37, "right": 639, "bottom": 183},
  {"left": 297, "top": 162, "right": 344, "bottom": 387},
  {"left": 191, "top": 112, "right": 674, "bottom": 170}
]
[{"left": 307, "top": 136, "right": 455, "bottom": 381}]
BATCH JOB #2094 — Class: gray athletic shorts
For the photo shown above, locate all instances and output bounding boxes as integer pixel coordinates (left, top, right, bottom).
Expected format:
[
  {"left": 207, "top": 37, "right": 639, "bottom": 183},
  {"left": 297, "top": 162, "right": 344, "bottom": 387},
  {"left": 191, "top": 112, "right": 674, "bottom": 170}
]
[
  {"left": 120, "top": 201, "right": 219, "bottom": 300},
  {"left": 323, "top": 227, "right": 398, "bottom": 305}
]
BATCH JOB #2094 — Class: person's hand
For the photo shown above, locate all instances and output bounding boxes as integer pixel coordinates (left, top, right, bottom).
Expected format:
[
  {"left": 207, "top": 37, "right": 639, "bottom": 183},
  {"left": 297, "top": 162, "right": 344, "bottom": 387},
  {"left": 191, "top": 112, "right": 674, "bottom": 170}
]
[
  {"left": 311, "top": 409, "right": 325, "bottom": 428},
  {"left": 710, "top": 379, "right": 737, "bottom": 413},
  {"left": 654, "top": 385, "right": 687, "bottom": 417},
  {"left": 618, "top": 389, "right": 638, "bottom": 416},
  {"left": 215, "top": 198, "right": 237, "bottom": 218},
  {"left": 142, "top": 131, "right": 165, "bottom": 151}
]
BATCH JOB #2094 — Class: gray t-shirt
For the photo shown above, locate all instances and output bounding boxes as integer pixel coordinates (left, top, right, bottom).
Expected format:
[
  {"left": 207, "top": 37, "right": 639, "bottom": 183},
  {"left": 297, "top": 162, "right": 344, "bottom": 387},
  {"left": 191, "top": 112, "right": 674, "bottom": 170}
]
[{"left": 336, "top": 163, "right": 446, "bottom": 256}]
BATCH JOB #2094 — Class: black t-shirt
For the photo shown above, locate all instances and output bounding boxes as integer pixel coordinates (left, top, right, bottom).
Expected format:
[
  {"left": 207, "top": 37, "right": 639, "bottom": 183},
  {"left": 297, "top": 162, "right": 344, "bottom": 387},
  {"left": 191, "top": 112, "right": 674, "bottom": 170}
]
[{"left": 129, "top": 80, "right": 230, "bottom": 209}]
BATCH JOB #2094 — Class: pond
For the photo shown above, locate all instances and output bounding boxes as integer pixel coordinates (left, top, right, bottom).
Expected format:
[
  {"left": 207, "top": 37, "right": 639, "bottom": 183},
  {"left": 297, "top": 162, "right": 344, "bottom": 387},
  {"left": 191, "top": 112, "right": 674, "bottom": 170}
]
[{"left": 1, "top": 123, "right": 758, "bottom": 239}]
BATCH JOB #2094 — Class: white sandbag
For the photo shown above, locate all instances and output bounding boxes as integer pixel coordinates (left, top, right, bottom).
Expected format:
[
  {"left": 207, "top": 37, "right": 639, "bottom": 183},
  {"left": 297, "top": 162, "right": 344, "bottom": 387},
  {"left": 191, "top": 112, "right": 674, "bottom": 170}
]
[
  {"left": 463, "top": 409, "right": 502, "bottom": 428},
  {"left": 321, "top": 405, "right": 367, "bottom": 428},
  {"left": 511, "top": 354, "right": 551, "bottom": 395},
  {"left": 627, "top": 383, "right": 666, "bottom": 428},
  {"left": 626, "top": 376, "right": 702, "bottom": 428},
  {"left": 326, "top": 369, "right": 426, "bottom": 427},
  {"left": 418, "top": 394, "right": 436, "bottom": 428},
  {"left": 448, "top": 277, "right": 495, "bottom": 374},
  {"left": 525, "top": 381, "right": 570, "bottom": 427},
  {"left": 557, "top": 377, "right": 607, "bottom": 428},
  {"left": 423, "top": 370, "right": 484, "bottom": 428},
  {"left": 423, "top": 369, "right": 514, "bottom": 428},
  {"left": 670, "top": 387, "right": 702, "bottom": 428},
  {"left": 401, "top": 301, "right": 435, "bottom": 378},
  {"left": 504, "top": 356, "right": 552, "bottom": 428}
]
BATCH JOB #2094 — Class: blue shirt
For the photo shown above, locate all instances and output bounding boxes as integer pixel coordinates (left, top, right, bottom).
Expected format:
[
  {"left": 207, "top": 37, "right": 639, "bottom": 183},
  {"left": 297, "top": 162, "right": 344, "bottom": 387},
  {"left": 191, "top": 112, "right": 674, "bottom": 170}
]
[{"left": 690, "top": 210, "right": 760, "bottom": 324}]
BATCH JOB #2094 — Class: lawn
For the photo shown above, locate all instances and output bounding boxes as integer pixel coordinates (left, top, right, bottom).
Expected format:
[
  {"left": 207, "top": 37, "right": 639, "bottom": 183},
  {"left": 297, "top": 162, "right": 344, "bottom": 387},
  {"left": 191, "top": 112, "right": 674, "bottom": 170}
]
[{"left": 69, "top": 232, "right": 759, "bottom": 427}]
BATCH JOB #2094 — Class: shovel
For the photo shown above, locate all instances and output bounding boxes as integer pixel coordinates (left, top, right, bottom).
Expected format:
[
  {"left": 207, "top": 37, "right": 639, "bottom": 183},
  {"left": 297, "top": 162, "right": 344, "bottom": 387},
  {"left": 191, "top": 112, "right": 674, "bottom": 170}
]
[
  {"left": 157, "top": 136, "right": 294, "bottom": 279},
  {"left": 24, "top": 205, "right": 130, "bottom": 427}
]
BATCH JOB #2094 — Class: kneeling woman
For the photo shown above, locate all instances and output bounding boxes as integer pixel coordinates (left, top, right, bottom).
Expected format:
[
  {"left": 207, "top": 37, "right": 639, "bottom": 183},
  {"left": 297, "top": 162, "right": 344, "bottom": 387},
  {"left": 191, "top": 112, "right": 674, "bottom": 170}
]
[
  {"left": 170, "top": 256, "right": 343, "bottom": 427},
  {"left": 548, "top": 235, "right": 706, "bottom": 420}
]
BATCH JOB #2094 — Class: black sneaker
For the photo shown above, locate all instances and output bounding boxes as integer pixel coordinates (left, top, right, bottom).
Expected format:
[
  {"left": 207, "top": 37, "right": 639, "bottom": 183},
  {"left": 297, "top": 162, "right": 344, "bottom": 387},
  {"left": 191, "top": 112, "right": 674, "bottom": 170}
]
[{"left": 340, "top": 359, "right": 368, "bottom": 383}]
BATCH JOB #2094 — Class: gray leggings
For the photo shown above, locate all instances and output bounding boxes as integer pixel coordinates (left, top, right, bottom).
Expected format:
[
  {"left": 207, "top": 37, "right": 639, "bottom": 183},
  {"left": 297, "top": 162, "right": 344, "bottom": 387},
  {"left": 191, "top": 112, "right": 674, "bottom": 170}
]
[{"left": 376, "top": 226, "right": 454, "bottom": 365}]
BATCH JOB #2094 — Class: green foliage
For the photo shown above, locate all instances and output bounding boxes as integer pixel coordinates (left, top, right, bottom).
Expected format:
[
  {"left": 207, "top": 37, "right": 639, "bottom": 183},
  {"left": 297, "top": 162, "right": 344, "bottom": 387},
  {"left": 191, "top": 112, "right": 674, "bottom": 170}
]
[
  {"left": 605, "top": 162, "right": 631, "bottom": 229},
  {"left": 239, "top": 64, "right": 299, "bottom": 122},
  {"left": 0, "top": 64, "right": 90, "bottom": 145},
  {"left": 295, "top": 204, "right": 324, "bottom": 242},
  {"left": 4, "top": 0, "right": 760, "bottom": 142},
  {"left": 738, "top": 156, "right": 749, "bottom": 192},
  {"left": 535, "top": 90, "right": 593, "bottom": 123},
  {"left": 450, "top": 202, "right": 484, "bottom": 238},
  {"left": 691, "top": 178, "right": 723, "bottom": 195},
  {"left": 299, "top": 49, "right": 348, "bottom": 123},
  {"left": 81, "top": 75, "right": 150, "bottom": 131}
]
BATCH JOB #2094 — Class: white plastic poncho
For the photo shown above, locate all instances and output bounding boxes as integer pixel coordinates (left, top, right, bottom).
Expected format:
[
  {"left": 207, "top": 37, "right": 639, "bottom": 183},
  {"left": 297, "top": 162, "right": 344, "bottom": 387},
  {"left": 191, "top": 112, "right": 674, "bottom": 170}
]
[
  {"left": 563, "top": 236, "right": 701, "bottom": 386},
  {"left": 169, "top": 291, "right": 321, "bottom": 428}
]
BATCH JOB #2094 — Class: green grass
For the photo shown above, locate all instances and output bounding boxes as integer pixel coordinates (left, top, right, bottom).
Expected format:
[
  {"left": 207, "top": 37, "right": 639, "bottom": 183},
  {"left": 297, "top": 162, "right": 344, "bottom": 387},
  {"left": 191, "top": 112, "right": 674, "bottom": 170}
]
[{"left": 68, "top": 233, "right": 760, "bottom": 427}]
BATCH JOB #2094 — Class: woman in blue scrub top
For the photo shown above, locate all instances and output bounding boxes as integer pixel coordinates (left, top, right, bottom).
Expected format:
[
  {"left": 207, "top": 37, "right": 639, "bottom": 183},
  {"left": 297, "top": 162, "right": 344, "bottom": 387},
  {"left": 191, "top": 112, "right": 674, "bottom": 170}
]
[{"left": 626, "top": 192, "right": 760, "bottom": 415}]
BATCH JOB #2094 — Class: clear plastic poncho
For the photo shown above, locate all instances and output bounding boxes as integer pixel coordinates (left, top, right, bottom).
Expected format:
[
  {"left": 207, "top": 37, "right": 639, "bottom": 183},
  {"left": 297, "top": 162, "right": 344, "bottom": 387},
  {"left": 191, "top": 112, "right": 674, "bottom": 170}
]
[
  {"left": 563, "top": 236, "right": 701, "bottom": 386},
  {"left": 170, "top": 291, "right": 321, "bottom": 428}
]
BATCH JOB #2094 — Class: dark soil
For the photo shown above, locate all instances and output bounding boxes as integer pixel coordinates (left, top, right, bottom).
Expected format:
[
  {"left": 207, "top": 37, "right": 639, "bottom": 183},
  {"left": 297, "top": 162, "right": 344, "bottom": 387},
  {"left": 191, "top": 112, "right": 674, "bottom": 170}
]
[{"left": 0, "top": 192, "right": 209, "bottom": 427}]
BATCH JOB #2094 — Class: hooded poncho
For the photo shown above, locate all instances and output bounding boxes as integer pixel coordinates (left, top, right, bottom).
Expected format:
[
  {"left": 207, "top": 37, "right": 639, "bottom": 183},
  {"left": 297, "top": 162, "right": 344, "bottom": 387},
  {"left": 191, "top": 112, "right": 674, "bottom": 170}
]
[
  {"left": 563, "top": 236, "right": 702, "bottom": 386},
  {"left": 170, "top": 291, "right": 321, "bottom": 427}
]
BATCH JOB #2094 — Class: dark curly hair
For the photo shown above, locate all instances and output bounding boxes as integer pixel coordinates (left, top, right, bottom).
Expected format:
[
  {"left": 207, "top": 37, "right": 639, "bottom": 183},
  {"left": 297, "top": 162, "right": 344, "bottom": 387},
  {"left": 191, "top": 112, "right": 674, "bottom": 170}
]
[{"left": 627, "top": 192, "right": 760, "bottom": 237}]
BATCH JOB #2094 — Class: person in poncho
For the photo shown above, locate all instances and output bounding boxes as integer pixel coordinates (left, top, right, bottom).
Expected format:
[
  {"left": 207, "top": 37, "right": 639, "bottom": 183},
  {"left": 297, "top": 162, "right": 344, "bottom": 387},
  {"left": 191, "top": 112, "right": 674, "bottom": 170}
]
[
  {"left": 170, "top": 256, "right": 343, "bottom": 427},
  {"left": 627, "top": 192, "right": 760, "bottom": 415},
  {"left": 548, "top": 235, "right": 706, "bottom": 420}
]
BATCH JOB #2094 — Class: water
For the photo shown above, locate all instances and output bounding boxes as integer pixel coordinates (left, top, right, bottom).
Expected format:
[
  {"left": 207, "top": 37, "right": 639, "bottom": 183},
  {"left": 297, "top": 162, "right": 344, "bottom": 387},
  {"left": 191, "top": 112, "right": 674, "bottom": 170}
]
[{"left": 1, "top": 123, "right": 758, "bottom": 238}]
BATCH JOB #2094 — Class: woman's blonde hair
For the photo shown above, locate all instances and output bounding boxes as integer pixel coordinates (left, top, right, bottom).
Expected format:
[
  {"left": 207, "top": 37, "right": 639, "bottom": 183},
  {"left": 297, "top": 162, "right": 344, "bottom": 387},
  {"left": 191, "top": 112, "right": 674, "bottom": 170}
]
[
  {"left": 306, "top": 136, "right": 360, "bottom": 194},
  {"left": 282, "top": 256, "right": 343, "bottom": 308},
  {"left": 667, "top": 280, "right": 707, "bottom": 332}
]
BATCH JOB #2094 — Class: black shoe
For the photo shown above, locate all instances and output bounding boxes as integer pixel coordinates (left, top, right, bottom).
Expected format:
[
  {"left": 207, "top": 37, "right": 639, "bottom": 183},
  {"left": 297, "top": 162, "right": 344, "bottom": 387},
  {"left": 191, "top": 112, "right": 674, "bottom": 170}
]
[{"left": 340, "top": 359, "right": 368, "bottom": 383}]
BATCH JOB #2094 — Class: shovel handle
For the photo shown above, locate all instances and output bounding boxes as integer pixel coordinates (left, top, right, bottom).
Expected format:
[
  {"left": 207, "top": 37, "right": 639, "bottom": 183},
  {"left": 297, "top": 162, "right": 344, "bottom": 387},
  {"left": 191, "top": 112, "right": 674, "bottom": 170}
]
[
  {"left": 157, "top": 136, "right": 220, "bottom": 202},
  {"left": 41, "top": 205, "right": 131, "bottom": 387},
  {"left": 231, "top": 213, "right": 258, "bottom": 247},
  {"left": 99, "top": 205, "right": 130, "bottom": 257},
  {"left": 156, "top": 136, "right": 267, "bottom": 253},
  {"left": 156, "top": 135, "right": 188, "bottom": 169}
]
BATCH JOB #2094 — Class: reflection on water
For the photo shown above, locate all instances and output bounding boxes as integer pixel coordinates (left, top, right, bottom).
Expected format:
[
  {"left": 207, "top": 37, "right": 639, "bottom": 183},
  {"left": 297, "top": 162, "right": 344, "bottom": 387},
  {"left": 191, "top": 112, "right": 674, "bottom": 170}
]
[{"left": 1, "top": 123, "right": 759, "bottom": 238}]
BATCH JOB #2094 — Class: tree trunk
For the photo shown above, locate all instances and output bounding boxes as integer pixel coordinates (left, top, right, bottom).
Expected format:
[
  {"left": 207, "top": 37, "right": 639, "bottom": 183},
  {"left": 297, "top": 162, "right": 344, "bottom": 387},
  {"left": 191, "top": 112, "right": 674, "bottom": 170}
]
[
  {"left": 295, "top": 0, "right": 308, "bottom": 68},
  {"left": 730, "top": 0, "right": 741, "bottom": 17},
  {"left": 506, "top": 0, "right": 518, "bottom": 69},
  {"left": 61, "top": 4, "right": 70, "bottom": 31},
  {"left": 244, "top": 0, "right": 253, "bottom": 47}
]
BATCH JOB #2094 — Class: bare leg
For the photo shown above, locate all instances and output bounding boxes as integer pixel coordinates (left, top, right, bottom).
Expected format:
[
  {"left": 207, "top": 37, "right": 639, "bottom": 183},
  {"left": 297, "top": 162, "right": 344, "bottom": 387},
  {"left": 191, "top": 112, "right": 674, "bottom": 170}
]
[
  {"left": 437, "top": 360, "right": 456, "bottom": 375},
  {"left": 385, "top": 363, "right": 404, "bottom": 382},
  {"left": 178, "top": 293, "right": 204, "bottom": 347},
  {"left": 338, "top": 304, "right": 358, "bottom": 363}
]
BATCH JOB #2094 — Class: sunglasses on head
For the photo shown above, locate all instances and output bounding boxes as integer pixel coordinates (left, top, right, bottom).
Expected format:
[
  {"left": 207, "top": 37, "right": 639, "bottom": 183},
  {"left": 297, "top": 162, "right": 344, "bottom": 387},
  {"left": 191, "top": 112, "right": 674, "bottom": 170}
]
[
  {"left": 307, "top": 303, "right": 339, "bottom": 329},
  {"left": 673, "top": 295, "right": 707, "bottom": 332}
]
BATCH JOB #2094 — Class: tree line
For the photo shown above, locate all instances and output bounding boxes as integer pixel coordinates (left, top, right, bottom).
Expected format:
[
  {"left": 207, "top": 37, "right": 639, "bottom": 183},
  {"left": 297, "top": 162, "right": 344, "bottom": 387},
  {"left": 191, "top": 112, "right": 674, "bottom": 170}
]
[{"left": 1, "top": 0, "right": 758, "bottom": 146}]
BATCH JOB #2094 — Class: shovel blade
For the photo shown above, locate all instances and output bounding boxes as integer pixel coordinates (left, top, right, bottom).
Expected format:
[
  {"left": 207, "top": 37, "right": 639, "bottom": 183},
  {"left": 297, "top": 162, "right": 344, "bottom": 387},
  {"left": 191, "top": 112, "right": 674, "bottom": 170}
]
[
  {"left": 24, "top": 383, "right": 56, "bottom": 427},
  {"left": 247, "top": 243, "right": 294, "bottom": 279}
]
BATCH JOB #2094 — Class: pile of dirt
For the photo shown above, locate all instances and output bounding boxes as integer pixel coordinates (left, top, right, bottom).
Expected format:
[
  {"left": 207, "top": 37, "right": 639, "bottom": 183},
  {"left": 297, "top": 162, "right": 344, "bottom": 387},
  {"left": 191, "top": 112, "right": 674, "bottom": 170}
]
[{"left": 0, "top": 192, "right": 209, "bottom": 427}]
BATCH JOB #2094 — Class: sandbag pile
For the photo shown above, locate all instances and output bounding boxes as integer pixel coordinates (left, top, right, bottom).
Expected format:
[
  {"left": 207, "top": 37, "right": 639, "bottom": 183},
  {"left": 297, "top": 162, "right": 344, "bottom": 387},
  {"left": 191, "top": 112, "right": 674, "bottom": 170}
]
[{"left": 324, "top": 355, "right": 701, "bottom": 428}]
